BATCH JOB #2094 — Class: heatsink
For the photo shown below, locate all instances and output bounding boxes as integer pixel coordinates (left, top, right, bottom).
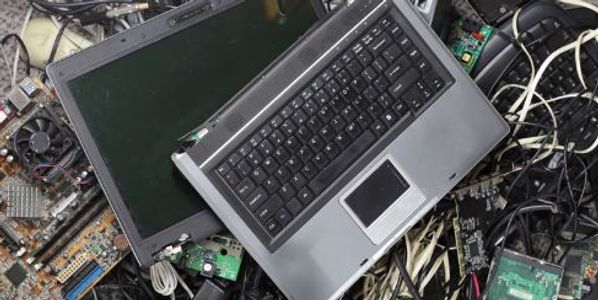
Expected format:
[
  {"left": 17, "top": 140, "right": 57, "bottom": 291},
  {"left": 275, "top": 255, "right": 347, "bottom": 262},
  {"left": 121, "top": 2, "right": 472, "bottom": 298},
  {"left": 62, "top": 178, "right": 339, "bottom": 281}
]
[{"left": 5, "top": 185, "right": 43, "bottom": 218}]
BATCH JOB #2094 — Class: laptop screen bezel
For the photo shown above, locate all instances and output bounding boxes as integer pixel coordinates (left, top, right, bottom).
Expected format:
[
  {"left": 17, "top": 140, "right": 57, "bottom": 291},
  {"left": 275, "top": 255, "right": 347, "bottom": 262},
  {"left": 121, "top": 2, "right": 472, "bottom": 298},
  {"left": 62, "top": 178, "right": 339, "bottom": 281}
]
[{"left": 46, "top": 0, "right": 323, "bottom": 267}]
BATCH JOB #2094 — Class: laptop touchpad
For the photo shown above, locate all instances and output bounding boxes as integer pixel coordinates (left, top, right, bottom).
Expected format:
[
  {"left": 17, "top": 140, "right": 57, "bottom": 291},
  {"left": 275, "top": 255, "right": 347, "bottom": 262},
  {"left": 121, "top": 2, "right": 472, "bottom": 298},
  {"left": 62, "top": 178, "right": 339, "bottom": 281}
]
[{"left": 345, "top": 161, "right": 410, "bottom": 227}]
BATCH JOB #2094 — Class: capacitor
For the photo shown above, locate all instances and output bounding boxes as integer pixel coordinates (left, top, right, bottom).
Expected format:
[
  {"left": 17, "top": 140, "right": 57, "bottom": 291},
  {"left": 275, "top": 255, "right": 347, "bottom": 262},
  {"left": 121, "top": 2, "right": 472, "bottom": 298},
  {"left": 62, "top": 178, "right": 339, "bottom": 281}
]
[
  {"left": 87, "top": 166, "right": 94, "bottom": 172},
  {"left": 6, "top": 155, "right": 14, "bottom": 163},
  {"left": 0, "top": 149, "right": 8, "bottom": 156},
  {"left": 80, "top": 171, "right": 89, "bottom": 178},
  {"left": 56, "top": 213, "right": 64, "bottom": 222}
]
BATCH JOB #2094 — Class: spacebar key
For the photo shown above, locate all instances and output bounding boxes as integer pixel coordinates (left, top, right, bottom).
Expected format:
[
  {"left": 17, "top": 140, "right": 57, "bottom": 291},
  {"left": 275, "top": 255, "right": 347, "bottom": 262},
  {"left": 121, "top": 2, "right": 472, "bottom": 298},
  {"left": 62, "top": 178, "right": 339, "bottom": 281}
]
[{"left": 309, "top": 130, "right": 376, "bottom": 195}]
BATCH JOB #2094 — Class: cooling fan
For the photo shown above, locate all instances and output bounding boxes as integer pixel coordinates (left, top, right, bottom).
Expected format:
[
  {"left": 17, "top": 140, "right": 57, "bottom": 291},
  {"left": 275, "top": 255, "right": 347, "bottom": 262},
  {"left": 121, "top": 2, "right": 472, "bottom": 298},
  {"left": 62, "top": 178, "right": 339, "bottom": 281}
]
[{"left": 10, "top": 108, "right": 80, "bottom": 179}]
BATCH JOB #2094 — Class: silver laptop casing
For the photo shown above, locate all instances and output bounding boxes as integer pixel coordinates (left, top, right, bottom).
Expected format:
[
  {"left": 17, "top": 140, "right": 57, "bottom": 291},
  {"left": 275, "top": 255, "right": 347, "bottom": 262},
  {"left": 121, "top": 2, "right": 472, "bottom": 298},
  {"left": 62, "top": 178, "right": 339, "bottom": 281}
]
[{"left": 173, "top": 0, "right": 508, "bottom": 299}]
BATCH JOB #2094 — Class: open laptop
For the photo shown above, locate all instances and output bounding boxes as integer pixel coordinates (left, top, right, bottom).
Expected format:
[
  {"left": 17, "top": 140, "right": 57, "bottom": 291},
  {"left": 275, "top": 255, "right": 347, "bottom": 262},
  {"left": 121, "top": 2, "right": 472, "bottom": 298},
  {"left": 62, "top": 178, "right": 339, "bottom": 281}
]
[
  {"left": 46, "top": 0, "right": 322, "bottom": 267},
  {"left": 172, "top": 0, "right": 509, "bottom": 299}
]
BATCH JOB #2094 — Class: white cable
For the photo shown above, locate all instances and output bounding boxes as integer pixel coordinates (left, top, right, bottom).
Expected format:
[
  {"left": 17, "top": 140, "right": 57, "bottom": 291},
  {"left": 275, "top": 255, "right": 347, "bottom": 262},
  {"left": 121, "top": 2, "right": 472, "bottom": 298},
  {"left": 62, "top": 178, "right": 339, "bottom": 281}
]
[
  {"left": 574, "top": 29, "right": 593, "bottom": 90},
  {"left": 11, "top": 7, "right": 32, "bottom": 88},
  {"left": 150, "top": 260, "right": 194, "bottom": 300},
  {"left": 559, "top": 0, "right": 598, "bottom": 14}
]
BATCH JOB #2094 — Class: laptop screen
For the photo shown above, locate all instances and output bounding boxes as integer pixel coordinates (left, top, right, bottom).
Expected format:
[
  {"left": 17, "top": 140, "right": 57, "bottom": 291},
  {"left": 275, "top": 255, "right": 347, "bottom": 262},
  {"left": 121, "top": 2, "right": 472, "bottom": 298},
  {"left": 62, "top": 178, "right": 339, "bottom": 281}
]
[{"left": 66, "top": 0, "right": 318, "bottom": 238}]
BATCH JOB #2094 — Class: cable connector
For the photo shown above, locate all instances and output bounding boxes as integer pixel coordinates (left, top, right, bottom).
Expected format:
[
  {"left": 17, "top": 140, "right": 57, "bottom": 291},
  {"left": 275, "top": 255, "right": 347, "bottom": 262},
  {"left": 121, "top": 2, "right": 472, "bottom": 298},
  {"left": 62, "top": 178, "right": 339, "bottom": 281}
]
[{"left": 106, "top": 3, "right": 150, "bottom": 18}]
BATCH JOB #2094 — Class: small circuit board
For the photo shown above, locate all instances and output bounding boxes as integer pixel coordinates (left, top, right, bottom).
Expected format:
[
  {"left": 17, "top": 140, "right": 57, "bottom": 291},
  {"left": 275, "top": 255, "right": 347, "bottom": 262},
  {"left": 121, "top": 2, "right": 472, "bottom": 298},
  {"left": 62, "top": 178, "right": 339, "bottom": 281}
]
[
  {"left": 452, "top": 174, "right": 507, "bottom": 276},
  {"left": 554, "top": 232, "right": 598, "bottom": 299},
  {"left": 169, "top": 235, "right": 243, "bottom": 281},
  {"left": 487, "top": 249, "right": 563, "bottom": 300},
  {"left": 0, "top": 78, "right": 128, "bottom": 299},
  {"left": 447, "top": 18, "right": 494, "bottom": 73}
]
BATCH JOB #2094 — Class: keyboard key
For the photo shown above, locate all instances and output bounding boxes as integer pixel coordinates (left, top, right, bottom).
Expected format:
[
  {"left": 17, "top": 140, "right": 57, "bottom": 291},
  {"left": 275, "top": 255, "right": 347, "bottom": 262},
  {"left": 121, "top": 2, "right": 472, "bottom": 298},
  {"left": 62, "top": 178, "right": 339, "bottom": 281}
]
[
  {"left": 270, "top": 129, "right": 285, "bottom": 146},
  {"left": 356, "top": 112, "right": 373, "bottom": 128},
  {"left": 385, "top": 56, "right": 411, "bottom": 82},
  {"left": 264, "top": 176, "right": 280, "bottom": 194},
  {"left": 224, "top": 171, "right": 240, "bottom": 187},
  {"left": 368, "top": 103, "right": 383, "bottom": 117},
  {"left": 314, "top": 90, "right": 330, "bottom": 106},
  {"left": 275, "top": 208, "right": 293, "bottom": 226},
  {"left": 336, "top": 69, "right": 352, "bottom": 85},
  {"left": 357, "top": 50, "right": 373, "bottom": 66},
  {"left": 291, "top": 174, "right": 307, "bottom": 190},
  {"left": 309, "top": 130, "right": 376, "bottom": 195},
  {"left": 369, "top": 32, "right": 391, "bottom": 55},
  {"left": 247, "top": 150, "right": 264, "bottom": 168},
  {"left": 388, "top": 68, "right": 420, "bottom": 99},
  {"left": 379, "top": 15, "right": 394, "bottom": 28},
  {"left": 238, "top": 142, "right": 251, "bottom": 157},
  {"left": 371, "top": 120, "right": 387, "bottom": 137},
  {"left": 217, "top": 163, "right": 230, "bottom": 175},
  {"left": 257, "top": 195, "right": 284, "bottom": 222},
  {"left": 236, "top": 160, "right": 252, "bottom": 177},
  {"left": 383, "top": 43, "right": 402, "bottom": 63},
  {"left": 259, "top": 140, "right": 274, "bottom": 156},
  {"left": 235, "top": 178, "right": 256, "bottom": 199},
  {"left": 275, "top": 166, "right": 292, "bottom": 183},
  {"left": 306, "top": 116, "right": 323, "bottom": 134},
  {"left": 342, "top": 105, "right": 358, "bottom": 121},
  {"left": 270, "top": 115, "right": 283, "bottom": 128},
  {"left": 262, "top": 156, "right": 279, "bottom": 174},
  {"left": 308, "top": 135, "right": 325, "bottom": 152},
  {"left": 362, "top": 67, "right": 377, "bottom": 82},
  {"left": 273, "top": 147, "right": 290, "bottom": 165},
  {"left": 297, "top": 146, "right": 314, "bottom": 163},
  {"left": 259, "top": 125, "right": 273, "bottom": 138},
  {"left": 280, "top": 119, "right": 297, "bottom": 136},
  {"left": 393, "top": 99, "right": 410, "bottom": 116},
  {"left": 347, "top": 60, "right": 364, "bottom": 77},
  {"left": 318, "top": 105, "right": 334, "bottom": 123},
  {"left": 374, "top": 77, "right": 390, "bottom": 93},
  {"left": 249, "top": 134, "right": 263, "bottom": 147},
  {"left": 388, "top": 23, "right": 402, "bottom": 39},
  {"left": 286, "top": 198, "right": 303, "bottom": 216},
  {"left": 312, "top": 153, "right": 329, "bottom": 169},
  {"left": 381, "top": 111, "right": 398, "bottom": 127},
  {"left": 416, "top": 59, "right": 430, "bottom": 72},
  {"left": 302, "top": 99, "right": 318, "bottom": 115},
  {"left": 311, "top": 77, "right": 325, "bottom": 91},
  {"left": 346, "top": 121, "right": 362, "bottom": 139},
  {"left": 372, "top": 57, "right": 388, "bottom": 73},
  {"left": 398, "top": 35, "right": 412, "bottom": 50},
  {"left": 301, "top": 87, "right": 314, "bottom": 100},
  {"left": 335, "top": 132, "right": 351, "bottom": 148},
  {"left": 330, "top": 115, "right": 346, "bottom": 133},
  {"left": 320, "top": 125, "right": 336, "bottom": 142},
  {"left": 292, "top": 109, "right": 308, "bottom": 125},
  {"left": 265, "top": 219, "right": 281, "bottom": 235},
  {"left": 279, "top": 183, "right": 296, "bottom": 201},
  {"left": 228, "top": 153, "right": 242, "bottom": 166},
  {"left": 352, "top": 77, "right": 368, "bottom": 93},
  {"left": 324, "top": 142, "right": 341, "bottom": 160},
  {"left": 290, "top": 97, "right": 304, "bottom": 110},
  {"left": 285, "top": 156, "right": 302, "bottom": 173},
  {"left": 363, "top": 86, "right": 379, "bottom": 102},
  {"left": 302, "top": 162, "right": 318, "bottom": 180},
  {"left": 285, "top": 136, "right": 301, "bottom": 153},
  {"left": 324, "top": 79, "right": 341, "bottom": 94},
  {"left": 297, "top": 126, "right": 312, "bottom": 143},
  {"left": 246, "top": 187, "right": 267, "bottom": 211},
  {"left": 297, "top": 187, "right": 315, "bottom": 205},
  {"left": 406, "top": 48, "right": 421, "bottom": 62},
  {"left": 280, "top": 104, "right": 294, "bottom": 119}
]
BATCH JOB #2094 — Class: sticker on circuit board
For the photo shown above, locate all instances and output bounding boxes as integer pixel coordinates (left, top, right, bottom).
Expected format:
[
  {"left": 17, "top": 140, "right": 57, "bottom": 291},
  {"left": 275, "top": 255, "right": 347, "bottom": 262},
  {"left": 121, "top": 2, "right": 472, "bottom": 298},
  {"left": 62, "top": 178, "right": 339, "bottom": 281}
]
[{"left": 169, "top": 235, "right": 244, "bottom": 281}]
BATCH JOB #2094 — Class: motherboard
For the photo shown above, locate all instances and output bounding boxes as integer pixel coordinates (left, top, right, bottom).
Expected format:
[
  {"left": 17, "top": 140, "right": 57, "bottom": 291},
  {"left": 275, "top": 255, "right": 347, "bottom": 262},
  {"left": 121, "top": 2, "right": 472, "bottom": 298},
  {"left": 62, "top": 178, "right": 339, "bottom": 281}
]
[{"left": 0, "top": 78, "right": 128, "bottom": 300}]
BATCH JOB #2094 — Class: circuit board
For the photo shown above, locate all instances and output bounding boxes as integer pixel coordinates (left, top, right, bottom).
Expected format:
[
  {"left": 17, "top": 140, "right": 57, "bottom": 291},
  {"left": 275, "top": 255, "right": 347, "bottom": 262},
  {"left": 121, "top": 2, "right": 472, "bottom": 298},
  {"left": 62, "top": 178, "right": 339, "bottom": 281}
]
[
  {"left": 447, "top": 18, "right": 494, "bottom": 73},
  {"left": 487, "top": 249, "right": 563, "bottom": 300},
  {"left": 452, "top": 174, "right": 507, "bottom": 276},
  {"left": 555, "top": 232, "right": 598, "bottom": 299},
  {"left": 0, "top": 78, "right": 128, "bottom": 299},
  {"left": 169, "top": 235, "right": 243, "bottom": 281}
]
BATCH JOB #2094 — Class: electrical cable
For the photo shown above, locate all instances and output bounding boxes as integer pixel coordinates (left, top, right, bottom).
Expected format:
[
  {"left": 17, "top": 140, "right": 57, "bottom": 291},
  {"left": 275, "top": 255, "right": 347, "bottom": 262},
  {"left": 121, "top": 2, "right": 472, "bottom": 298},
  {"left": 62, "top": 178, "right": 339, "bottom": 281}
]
[
  {"left": 392, "top": 250, "right": 422, "bottom": 300},
  {"left": 149, "top": 260, "right": 194, "bottom": 300}
]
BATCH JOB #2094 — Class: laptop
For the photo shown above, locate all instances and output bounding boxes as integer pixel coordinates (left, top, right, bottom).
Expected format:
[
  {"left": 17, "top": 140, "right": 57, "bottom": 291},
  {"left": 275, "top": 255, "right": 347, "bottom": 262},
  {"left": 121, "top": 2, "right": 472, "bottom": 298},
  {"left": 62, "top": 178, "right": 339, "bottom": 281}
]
[
  {"left": 172, "top": 0, "right": 509, "bottom": 298},
  {"left": 46, "top": 0, "right": 322, "bottom": 267}
]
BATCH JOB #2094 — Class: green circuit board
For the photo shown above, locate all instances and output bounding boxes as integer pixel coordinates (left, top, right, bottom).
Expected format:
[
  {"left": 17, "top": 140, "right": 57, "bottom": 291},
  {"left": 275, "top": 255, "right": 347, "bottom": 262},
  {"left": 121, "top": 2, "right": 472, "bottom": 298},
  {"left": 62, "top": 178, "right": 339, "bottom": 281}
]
[
  {"left": 487, "top": 249, "right": 563, "bottom": 300},
  {"left": 448, "top": 19, "right": 494, "bottom": 73},
  {"left": 169, "top": 235, "right": 243, "bottom": 281}
]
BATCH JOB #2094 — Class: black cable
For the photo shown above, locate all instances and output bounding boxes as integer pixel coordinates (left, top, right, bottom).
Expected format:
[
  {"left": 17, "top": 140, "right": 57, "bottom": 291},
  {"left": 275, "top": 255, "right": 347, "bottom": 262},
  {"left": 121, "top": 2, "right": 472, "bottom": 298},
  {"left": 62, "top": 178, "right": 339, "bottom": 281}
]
[
  {"left": 47, "top": 18, "right": 71, "bottom": 65},
  {"left": 1, "top": 33, "right": 31, "bottom": 76},
  {"left": 392, "top": 250, "right": 422, "bottom": 300}
]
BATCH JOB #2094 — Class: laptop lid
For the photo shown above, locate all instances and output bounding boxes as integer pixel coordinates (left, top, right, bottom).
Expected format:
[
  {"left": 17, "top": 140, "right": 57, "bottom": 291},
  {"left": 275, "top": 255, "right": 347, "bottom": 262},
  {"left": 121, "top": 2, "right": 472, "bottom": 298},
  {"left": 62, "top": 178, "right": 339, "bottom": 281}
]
[{"left": 47, "top": 0, "right": 320, "bottom": 267}]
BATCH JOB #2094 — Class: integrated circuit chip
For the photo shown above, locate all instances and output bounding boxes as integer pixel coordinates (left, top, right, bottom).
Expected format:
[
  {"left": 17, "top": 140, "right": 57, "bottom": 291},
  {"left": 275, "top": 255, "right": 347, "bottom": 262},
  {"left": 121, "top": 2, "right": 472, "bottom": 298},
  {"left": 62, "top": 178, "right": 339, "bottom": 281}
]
[{"left": 4, "top": 263, "right": 27, "bottom": 287}]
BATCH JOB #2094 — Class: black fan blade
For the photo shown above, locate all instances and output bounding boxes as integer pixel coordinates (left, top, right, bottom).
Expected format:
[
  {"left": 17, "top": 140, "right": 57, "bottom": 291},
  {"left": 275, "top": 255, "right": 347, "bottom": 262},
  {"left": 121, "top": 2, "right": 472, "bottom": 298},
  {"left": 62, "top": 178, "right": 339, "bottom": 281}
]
[
  {"left": 50, "top": 132, "right": 64, "bottom": 147},
  {"left": 46, "top": 122, "right": 57, "bottom": 137},
  {"left": 16, "top": 135, "right": 31, "bottom": 145},
  {"left": 22, "top": 123, "right": 36, "bottom": 133},
  {"left": 35, "top": 118, "right": 48, "bottom": 132},
  {"left": 41, "top": 153, "right": 55, "bottom": 163}
]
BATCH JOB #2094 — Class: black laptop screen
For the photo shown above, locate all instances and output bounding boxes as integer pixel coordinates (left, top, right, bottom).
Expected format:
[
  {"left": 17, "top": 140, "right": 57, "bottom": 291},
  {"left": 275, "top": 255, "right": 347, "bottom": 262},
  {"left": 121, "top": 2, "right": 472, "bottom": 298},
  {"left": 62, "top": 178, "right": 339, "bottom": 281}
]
[{"left": 66, "top": 0, "right": 318, "bottom": 238}]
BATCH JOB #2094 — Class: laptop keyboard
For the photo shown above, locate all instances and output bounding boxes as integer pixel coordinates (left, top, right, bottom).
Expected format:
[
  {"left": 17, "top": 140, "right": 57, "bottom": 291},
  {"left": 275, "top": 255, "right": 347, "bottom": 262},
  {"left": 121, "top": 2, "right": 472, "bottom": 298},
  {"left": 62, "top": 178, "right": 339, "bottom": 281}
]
[{"left": 214, "top": 12, "right": 449, "bottom": 240}]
